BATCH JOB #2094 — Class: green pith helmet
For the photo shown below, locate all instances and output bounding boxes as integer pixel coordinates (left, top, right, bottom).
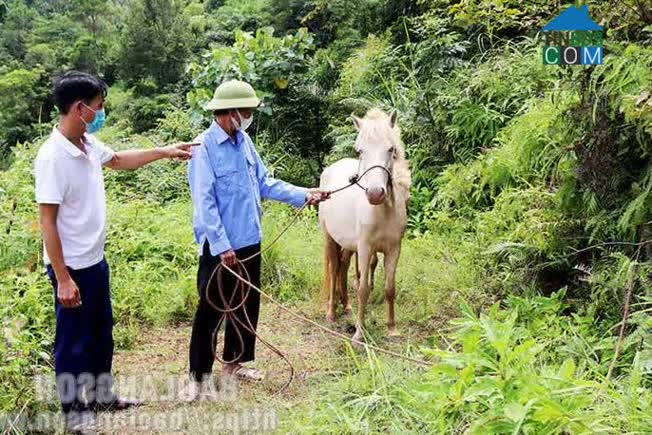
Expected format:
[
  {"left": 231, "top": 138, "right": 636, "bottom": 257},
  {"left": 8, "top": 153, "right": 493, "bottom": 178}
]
[{"left": 203, "top": 79, "right": 261, "bottom": 111}]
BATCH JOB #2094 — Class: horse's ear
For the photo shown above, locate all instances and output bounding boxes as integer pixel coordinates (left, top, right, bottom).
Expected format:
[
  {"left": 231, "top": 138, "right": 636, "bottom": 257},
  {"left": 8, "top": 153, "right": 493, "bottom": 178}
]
[
  {"left": 389, "top": 110, "right": 398, "bottom": 128},
  {"left": 352, "top": 114, "right": 363, "bottom": 131}
]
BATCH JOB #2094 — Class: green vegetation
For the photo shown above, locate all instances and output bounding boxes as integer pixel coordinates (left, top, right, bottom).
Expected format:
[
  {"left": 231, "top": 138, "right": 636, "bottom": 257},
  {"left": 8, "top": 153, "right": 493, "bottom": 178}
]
[{"left": 2, "top": 0, "right": 652, "bottom": 432}]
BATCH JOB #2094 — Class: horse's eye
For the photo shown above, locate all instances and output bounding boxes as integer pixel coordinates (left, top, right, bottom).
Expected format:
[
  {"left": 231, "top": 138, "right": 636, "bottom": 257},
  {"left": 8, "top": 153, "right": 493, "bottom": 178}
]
[{"left": 388, "top": 147, "right": 395, "bottom": 154}]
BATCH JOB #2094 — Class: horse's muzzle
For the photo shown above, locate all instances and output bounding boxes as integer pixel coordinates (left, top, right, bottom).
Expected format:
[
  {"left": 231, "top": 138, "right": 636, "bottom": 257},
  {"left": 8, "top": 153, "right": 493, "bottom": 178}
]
[{"left": 366, "top": 187, "right": 386, "bottom": 205}]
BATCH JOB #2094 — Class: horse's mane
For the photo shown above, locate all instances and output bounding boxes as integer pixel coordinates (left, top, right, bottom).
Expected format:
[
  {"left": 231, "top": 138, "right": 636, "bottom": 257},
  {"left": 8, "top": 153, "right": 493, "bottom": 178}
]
[{"left": 362, "top": 108, "right": 412, "bottom": 201}]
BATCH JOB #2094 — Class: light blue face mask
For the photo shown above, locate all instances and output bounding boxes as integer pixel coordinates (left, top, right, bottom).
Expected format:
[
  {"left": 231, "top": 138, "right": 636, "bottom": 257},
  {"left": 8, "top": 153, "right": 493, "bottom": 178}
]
[{"left": 81, "top": 103, "right": 106, "bottom": 134}]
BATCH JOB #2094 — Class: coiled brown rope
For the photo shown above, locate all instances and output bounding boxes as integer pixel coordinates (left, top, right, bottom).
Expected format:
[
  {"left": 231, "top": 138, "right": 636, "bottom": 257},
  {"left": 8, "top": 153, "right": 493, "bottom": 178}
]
[{"left": 205, "top": 166, "right": 428, "bottom": 394}]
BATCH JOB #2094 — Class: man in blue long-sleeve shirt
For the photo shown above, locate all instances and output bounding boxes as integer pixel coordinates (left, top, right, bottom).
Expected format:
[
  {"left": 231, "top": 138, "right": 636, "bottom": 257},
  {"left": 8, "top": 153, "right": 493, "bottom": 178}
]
[{"left": 185, "top": 80, "right": 329, "bottom": 398}]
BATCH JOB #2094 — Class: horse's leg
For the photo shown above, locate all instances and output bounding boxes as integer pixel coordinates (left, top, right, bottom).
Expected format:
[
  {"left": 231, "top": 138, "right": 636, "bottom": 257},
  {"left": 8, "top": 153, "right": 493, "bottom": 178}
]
[
  {"left": 353, "top": 245, "right": 372, "bottom": 344},
  {"left": 340, "top": 250, "right": 353, "bottom": 316},
  {"left": 369, "top": 253, "right": 379, "bottom": 291},
  {"left": 353, "top": 252, "right": 360, "bottom": 291},
  {"left": 324, "top": 233, "right": 340, "bottom": 323},
  {"left": 384, "top": 246, "right": 401, "bottom": 337}
]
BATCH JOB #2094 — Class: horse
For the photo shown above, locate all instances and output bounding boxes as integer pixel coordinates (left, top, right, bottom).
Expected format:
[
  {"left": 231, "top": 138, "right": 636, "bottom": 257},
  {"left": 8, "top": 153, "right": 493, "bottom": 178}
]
[{"left": 319, "top": 108, "right": 411, "bottom": 343}]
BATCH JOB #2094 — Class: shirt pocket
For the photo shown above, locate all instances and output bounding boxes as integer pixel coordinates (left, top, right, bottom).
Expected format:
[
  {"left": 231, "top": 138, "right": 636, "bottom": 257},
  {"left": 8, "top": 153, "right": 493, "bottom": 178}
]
[
  {"left": 243, "top": 147, "right": 261, "bottom": 205},
  {"left": 214, "top": 170, "right": 237, "bottom": 196},
  {"left": 208, "top": 147, "right": 243, "bottom": 196},
  {"left": 244, "top": 149, "right": 257, "bottom": 184}
]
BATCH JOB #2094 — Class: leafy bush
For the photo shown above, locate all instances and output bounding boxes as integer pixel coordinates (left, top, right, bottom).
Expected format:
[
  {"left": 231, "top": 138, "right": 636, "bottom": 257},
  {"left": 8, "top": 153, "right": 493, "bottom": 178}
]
[
  {"left": 187, "top": 26, "right": 329, "bottom": 185},
  {"left": 100, "top": 134, "right": 192, "bottom": 203},
  {"left": 299, "top": 0, "right": 394, "bottom": 47},
  {"left": 187, "top": 26, "right": 315, "bottom": 112},
  {"left": 156, "top": 106, "right": 201, "bottom": 144},
  {"left": 288, "top": 292, "right": 652, "bottom": 433},
  {"left": 202, "top": 0, "right": 273, "bottom": 46},
  {"left": 127, "top": 93, "right": 177, "bottom": 134},
  {"left": 445, "top": 0, "right": 559, "bottom": 37}
]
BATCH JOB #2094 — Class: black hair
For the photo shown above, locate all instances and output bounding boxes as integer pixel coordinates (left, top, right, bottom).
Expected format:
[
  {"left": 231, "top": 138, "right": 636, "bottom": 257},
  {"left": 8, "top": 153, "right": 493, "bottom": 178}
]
[
  {"left": 53, "top": 71, "right": 108, "bottom": 114},
  {"left": 213, "top": 109, "right": 233, "bottom": 116}
]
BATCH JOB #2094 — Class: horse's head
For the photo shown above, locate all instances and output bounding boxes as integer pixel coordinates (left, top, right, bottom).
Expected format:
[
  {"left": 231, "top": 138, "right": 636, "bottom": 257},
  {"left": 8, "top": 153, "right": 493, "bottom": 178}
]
[{"left": 353, "top": 109, "right": 402, "bottom": 205}]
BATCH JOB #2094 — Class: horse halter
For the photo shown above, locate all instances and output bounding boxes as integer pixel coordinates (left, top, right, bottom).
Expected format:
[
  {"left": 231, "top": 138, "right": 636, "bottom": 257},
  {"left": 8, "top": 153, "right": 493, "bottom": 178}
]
[{"left": 349, "top": 163, "right": 393, "bottom": 192}]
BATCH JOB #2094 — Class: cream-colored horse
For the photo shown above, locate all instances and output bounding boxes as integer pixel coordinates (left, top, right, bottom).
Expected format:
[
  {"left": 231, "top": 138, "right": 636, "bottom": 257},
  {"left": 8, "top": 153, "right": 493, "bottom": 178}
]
[{"left": 319, "top": 108, "right": 411, "bottom": 342}]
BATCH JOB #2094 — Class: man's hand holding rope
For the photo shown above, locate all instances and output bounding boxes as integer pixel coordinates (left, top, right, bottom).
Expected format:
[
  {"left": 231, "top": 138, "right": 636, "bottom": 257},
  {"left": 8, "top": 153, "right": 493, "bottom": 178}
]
[{"left": 305, "top": 188, "right": 331, "bottom": 205}]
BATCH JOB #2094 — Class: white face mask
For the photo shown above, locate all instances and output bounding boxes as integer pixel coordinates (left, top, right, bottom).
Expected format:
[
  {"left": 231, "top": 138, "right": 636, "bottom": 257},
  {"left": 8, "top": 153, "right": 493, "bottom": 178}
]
[{"left": 232, "top": 110, "right": 253, "bottom": 131}]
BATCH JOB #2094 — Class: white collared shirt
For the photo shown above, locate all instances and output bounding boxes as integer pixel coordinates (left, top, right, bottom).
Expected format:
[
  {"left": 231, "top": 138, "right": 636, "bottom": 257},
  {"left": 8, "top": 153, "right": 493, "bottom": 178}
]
[{"left": 34, "top": 126, "right": 115, "bottom": 269}]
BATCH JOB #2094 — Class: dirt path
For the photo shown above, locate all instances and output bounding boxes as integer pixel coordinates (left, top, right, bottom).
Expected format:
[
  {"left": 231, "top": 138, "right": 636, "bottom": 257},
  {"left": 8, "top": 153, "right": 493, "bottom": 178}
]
[
  {"left": 103, "top": 303, "right": 350, "bottom": 433},
  {"left": 101, "top": 301, "right": 434, "bottom": 433}
]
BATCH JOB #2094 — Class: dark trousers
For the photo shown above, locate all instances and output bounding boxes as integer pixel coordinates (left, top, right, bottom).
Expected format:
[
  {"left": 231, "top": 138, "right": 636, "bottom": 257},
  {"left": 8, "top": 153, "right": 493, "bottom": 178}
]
[
  {"left": 46, "top": 259, "right": 114, "bottom": 414},
  {"left": 189, "top": 242, "right": 261, "bottom": 381}
]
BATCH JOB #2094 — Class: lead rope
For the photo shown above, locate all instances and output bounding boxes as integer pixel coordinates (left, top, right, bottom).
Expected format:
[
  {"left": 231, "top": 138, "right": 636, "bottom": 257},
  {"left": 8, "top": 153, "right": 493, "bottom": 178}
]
[{"left": 205, "top": 165, "right": 426, "bottom": 394}]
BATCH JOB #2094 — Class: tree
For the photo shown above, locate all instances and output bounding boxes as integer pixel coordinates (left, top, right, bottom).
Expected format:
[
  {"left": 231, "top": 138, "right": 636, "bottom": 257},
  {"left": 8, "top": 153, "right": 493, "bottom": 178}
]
[
  {"left": 27, "top": 13, "right": 85, "bottom": 71},
  {"left": 68, "top": 0, "right": 108, "bottom": 73},
  {"left": 264, "top": 0, "right": 312, "bottom": 35},
  {"left": 205, "top": 0, "right": 226, "bottom": 11},
  {"left": 117, "top": 0, "right": 192, "bottom": 91},
  {"left": 0, "top": 68, "right": 51, "bottom": 153},
  {"left": 0, "top": 1, "right": 7, "bottom": 22},
  {"left": 300, "top": 0, "right": 386, "bottom": 46},
  {"left": 0, "top": 0, "right": 37, "bottom": 60}
]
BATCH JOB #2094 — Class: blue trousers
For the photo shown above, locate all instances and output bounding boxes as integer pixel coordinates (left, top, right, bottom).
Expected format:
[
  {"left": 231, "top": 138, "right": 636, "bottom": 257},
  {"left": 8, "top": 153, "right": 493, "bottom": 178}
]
[{"left": 46, "top": 259, "right": 114, "bottom": 413}]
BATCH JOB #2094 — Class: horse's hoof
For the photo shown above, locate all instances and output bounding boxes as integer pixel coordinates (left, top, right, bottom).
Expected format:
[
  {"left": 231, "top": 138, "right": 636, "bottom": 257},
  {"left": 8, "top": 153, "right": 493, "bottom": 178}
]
[
  {"left": 387, "top": 328, "right": 401, "bottom": 338},
  {"left": 351, "top": 338, "right": 365, "bottom": 349},
  {"left": 343, "top": 307, "right": 352, "bottom": 317},
  {"left": 326, "top": 314, "right": 337, "bottom": 324},
  {"left": 351, "top": 332, "right": 365, "bottom": 348}
]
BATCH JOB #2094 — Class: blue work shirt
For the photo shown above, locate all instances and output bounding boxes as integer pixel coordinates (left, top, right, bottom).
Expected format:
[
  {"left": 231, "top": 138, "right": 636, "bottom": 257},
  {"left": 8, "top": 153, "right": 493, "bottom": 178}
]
[{"left": 188, "top": 121, "right": 308, "bottom": 256}]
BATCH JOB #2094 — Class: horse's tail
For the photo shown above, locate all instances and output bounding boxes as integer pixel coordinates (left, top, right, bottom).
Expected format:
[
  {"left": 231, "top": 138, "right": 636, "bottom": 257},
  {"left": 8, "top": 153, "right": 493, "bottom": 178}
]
[{"left": 321, "top": 231, "right": 332, "bottom": 304}]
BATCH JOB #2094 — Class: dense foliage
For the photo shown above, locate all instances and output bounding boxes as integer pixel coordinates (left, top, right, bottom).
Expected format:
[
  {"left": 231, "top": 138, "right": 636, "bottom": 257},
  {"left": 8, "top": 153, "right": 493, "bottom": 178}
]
[{"left": 1, "top": 0, "right": 652, "bottom": 432}]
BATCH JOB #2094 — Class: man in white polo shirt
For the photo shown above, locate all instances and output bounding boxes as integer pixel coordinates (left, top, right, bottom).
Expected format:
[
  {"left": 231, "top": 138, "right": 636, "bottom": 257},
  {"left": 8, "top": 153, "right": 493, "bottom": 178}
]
[{"left": 34, "top": 71, "right": 197, "bottom": 431}]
